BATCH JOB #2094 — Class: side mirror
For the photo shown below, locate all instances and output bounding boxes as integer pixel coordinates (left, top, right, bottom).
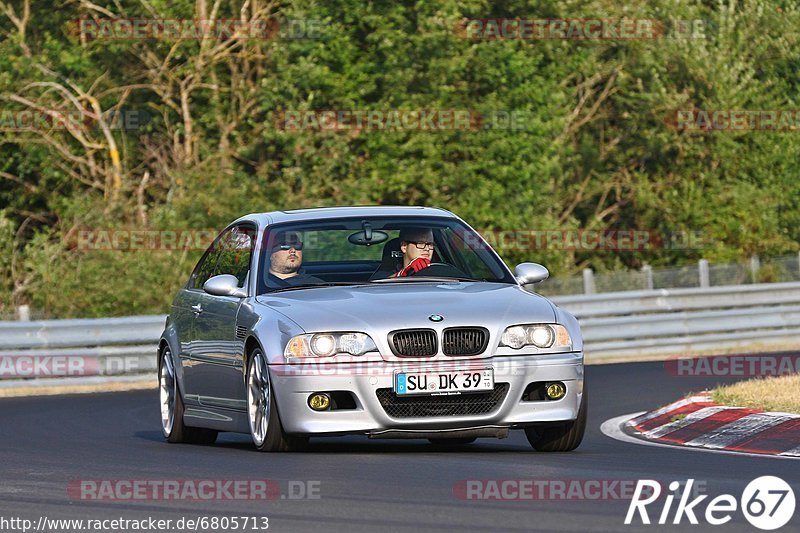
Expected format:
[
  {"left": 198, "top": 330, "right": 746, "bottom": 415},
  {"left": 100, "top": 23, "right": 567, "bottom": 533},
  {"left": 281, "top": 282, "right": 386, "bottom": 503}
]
[
  {"left": 514, "top": 262, "right": 549, "bottom": 285},
  {"left": 203, "top": 274, "right": 247, "bottom": 298}
]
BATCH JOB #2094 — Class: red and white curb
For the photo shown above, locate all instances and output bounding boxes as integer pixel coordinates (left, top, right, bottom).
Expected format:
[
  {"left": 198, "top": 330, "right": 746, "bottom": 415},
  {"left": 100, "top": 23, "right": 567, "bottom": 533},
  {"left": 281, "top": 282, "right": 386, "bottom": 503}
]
[{"left": 622, "top": 394, "right": 800, "bottom": 458}]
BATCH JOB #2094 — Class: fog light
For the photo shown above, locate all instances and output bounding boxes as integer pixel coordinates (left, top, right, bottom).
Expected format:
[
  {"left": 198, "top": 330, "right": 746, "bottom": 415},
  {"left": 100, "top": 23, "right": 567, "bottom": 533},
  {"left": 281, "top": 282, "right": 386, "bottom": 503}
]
[
  {"left": 545, "top": 382, "right": 566, "bottom": 400},
  {"left": 308, "top": 393, "right": 331, "bottom": 411}
]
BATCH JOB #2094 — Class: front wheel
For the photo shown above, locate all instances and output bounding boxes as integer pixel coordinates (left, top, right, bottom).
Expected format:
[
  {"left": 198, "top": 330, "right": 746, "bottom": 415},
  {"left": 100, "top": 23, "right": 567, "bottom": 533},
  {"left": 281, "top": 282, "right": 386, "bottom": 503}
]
[
  {"left": 524, "top": 383, "right": 587, "bottom": 452},
  {"left": 159, "top": 347, "right": 217, "bottom": 445},
  {"left": 247, "top": 348, "right": 307, "bottom": 452}
]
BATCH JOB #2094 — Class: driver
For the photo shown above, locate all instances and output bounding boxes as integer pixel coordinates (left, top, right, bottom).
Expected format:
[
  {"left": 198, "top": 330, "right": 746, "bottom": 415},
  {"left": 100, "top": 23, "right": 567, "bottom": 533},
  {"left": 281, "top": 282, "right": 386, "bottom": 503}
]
[{"left": 393, "top": 228, "right": 435, "bottom": 277}]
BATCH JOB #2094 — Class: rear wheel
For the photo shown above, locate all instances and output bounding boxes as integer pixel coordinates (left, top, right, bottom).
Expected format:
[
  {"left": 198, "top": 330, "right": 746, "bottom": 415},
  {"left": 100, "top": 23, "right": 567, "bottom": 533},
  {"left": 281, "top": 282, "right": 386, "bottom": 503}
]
[
  {"left": 524, "top": 383, "right": 587, "bottom": 452},
  {"left": 159, "top": 347, "right": 217, "bottom": 445},
  {"left": 247, "top": 348, "right": 307, "bottom": 452}
]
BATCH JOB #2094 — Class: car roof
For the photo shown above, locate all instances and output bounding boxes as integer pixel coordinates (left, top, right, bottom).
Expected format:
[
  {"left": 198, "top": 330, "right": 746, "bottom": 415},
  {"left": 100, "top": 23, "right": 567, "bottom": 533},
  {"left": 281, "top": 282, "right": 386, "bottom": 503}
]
[{"left": 232, "top": 206, "right": 458, "bottom": 226}]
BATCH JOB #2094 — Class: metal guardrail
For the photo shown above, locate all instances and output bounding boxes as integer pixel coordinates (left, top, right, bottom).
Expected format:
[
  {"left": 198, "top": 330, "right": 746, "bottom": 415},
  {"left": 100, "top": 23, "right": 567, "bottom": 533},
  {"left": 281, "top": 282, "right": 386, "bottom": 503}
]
[
  {"left": 550, "top": 282, "right": 800, "bottom": 317},
  {"left": 0, "top": 316, "right": 165, "bottom": 378},
  {"left": 0, "top": 315, "right": 165, "bottom": 350},
  {"left": 550, "top": 282, "right": 800, "bottom": 357},
  {"left": 1, "top": 282, "right": 799, "bottom": 381}
]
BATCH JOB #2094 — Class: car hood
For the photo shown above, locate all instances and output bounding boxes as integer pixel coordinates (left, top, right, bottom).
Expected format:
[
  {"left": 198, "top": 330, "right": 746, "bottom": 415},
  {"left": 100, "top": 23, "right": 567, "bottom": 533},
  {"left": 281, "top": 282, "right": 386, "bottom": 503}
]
[{"left": 254, "top": 281, "right": 556, "bottom": 333}]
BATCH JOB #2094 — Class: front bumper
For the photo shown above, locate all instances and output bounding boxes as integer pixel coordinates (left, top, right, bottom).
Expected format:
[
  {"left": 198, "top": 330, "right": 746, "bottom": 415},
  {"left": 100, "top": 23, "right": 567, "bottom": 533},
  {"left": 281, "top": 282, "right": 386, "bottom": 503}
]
[{"left": 270, "top": 352, "right": 584, "bottom": 436}]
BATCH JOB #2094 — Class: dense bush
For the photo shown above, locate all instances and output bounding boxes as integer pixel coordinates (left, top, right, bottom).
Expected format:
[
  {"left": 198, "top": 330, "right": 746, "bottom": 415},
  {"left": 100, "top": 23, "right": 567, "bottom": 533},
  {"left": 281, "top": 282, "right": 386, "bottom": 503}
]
[{"left": 0, "top": 0, "right": 798, "bottom": 317}]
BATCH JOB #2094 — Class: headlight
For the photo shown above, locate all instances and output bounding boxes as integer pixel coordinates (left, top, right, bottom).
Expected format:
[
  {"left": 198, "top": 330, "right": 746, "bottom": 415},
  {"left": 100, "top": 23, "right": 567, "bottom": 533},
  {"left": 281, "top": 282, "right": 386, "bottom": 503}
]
[
  {"left": 499, "top": 324, "right": 572, "bottom": 350},
  {"left": 284, "top": 332, "right": 378, "bottom": 358},
  {"left": 310, "top": 334, "right": 336, "bottom": 356}
]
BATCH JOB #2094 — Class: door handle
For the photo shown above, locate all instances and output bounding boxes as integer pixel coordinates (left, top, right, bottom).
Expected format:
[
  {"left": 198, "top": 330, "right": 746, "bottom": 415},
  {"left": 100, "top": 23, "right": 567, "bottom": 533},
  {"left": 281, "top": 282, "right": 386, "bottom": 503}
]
[{"left": 191, "top": 303, "right": 203, "bottom": 315}]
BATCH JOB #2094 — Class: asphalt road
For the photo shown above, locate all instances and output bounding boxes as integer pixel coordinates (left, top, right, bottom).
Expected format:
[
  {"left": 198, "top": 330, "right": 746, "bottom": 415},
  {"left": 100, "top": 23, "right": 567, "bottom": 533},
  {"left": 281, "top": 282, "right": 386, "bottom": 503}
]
[{"left": 1, "top": 361, "right": 798, "bottom": 533}]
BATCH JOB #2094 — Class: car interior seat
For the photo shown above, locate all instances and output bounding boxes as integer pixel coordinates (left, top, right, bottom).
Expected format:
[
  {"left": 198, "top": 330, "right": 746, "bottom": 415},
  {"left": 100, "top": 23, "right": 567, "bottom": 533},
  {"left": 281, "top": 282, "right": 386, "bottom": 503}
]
[{"left": 370, "top": 238, "right": 403, "bottom": 279}]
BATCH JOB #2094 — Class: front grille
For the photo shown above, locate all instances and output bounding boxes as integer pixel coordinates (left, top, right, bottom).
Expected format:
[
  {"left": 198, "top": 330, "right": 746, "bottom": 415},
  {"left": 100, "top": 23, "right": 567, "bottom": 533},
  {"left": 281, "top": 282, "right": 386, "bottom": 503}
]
[
  {"left": 442, "top": 327, "right": 489, "bottom": 356},
  {"left": 376, "top": 383, "right": 509, "bottom": 418},
  {"left": 389, "top": 329, "right": 437, "bottom": 357}
]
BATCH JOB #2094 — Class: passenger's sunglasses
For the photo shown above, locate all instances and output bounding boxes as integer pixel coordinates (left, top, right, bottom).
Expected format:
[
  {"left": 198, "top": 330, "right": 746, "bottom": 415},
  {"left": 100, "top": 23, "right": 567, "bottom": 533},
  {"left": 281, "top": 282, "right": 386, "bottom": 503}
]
[{"left": 407, "top": 241, "right": 434, "bottom": 250}]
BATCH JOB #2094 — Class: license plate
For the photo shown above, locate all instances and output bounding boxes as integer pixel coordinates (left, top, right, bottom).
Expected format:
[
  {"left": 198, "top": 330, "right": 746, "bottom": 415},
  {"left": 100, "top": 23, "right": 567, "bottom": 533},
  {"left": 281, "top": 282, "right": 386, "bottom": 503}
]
[{"left": 394, "top": 369, "right": 494, "bottom": 396}]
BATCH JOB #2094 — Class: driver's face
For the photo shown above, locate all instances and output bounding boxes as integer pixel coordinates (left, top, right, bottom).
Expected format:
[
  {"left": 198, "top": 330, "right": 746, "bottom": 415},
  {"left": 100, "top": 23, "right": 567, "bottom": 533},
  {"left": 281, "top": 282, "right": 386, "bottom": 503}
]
[{"left": 401, "top": 240, "right": 433, "bottom": 266}]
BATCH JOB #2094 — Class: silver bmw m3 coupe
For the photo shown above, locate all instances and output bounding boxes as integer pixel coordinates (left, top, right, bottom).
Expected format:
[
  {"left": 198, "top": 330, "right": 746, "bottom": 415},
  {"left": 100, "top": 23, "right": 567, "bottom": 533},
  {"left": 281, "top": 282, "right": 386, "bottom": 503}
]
[{"left": 158, "top": 206, "right": 586, "bottom": 451}]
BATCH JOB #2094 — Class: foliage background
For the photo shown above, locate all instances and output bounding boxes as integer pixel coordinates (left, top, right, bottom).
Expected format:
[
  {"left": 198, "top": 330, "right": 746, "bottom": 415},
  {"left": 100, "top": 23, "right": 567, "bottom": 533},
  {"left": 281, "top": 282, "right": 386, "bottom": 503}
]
[{"left": 0, "top": 0, "right": 798, "bottom": 318}]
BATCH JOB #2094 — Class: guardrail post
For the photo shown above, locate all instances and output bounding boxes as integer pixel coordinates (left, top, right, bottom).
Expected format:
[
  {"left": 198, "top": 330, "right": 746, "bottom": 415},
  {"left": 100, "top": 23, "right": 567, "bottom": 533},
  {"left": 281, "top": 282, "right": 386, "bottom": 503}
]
[
  {"left": 16, "top": 305, "right": 30, "bottom": 322},
  {"left": 750, "top": 255, "right": 760, "bottom": 283},
  {"left": 582, "top": 268, "right": 595, "bottom": 294},
  {"left": 698, "top": 259, "right": 710, "bottom": 288},
  {"left": 642, "top": 265, "right": 653, "bottom": 290}
]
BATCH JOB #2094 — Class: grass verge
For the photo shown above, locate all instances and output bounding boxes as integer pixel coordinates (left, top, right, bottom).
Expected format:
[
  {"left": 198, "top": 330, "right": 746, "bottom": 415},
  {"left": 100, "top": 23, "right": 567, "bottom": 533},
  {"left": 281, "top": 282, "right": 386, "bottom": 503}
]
[{"left": 712, "top": 374, "right": 800, "bottom": 413}]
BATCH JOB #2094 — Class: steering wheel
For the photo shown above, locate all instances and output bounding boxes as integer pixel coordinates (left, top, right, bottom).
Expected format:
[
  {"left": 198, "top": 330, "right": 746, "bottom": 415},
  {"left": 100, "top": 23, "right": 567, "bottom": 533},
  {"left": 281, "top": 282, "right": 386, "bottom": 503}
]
[{"left": 407, "top": 262, "right": 456, "bottom": 276}]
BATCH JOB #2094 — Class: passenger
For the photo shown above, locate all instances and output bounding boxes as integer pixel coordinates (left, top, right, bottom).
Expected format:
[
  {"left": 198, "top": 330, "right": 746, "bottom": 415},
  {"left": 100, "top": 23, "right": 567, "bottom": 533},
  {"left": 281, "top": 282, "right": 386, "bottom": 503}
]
[{"left": 266, "top": 231, "right": 323, "bottom": 287}]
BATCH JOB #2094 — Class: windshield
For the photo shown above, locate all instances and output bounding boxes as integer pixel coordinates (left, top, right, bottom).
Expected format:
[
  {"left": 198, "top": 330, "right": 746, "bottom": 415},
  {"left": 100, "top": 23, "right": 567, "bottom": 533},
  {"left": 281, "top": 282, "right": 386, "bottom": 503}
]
[{"left": 256, "top": 216, "right": 515, "bottom": 294}]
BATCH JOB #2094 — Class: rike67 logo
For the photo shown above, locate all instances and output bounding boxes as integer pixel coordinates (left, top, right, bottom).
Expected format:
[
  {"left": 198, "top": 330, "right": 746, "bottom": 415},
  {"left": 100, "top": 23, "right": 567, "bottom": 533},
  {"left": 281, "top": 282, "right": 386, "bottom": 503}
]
[{"left": 625, "top": 477, "right": 795, "bottom": 530}]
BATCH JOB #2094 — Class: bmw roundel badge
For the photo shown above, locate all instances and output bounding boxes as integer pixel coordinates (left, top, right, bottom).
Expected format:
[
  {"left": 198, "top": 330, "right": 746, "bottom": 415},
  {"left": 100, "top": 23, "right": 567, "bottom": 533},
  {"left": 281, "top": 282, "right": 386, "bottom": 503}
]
[{"left": 428, "top": 314, "right": 444, "bottom": 322}]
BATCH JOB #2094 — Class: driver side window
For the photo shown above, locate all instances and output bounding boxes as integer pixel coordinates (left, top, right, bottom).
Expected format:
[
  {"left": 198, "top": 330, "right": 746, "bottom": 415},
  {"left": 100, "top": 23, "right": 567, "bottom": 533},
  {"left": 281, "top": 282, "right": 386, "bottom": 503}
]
[
  {"left": 190, "top": 225, "right": 255, "bottom": 290},
  {"left": 192, "top": 232, "right": 225, "bottom": 290},
  {"left": 215, "top": 226, "right": 255, "bottom": 287}
]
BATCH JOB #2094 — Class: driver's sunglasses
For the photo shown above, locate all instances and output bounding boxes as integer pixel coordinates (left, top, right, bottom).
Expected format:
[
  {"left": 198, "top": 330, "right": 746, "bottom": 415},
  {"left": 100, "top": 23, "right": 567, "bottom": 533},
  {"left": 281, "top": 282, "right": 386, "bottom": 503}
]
[
  {"left": 277, "top": 242, "right": 303, "bottom": 251},
  {"left": 409, "top": 241, "right": 435, "bottom": 250}
]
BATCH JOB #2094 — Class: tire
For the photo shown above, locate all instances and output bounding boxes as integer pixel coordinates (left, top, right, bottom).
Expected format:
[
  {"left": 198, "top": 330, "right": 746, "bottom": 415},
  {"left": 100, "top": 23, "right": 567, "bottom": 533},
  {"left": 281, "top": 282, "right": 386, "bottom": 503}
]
[
  {"left": 159, "top": 346, "right": 218, "bottom": 445},
  {"left": 246, "top": 348, "right": 307, "bottom": 452},
  {"left": 428, "top": 438, "right": 476, "bottom": 445},
  {"left": 524, "top": 383, "right": 587, "bottom": 452}
]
